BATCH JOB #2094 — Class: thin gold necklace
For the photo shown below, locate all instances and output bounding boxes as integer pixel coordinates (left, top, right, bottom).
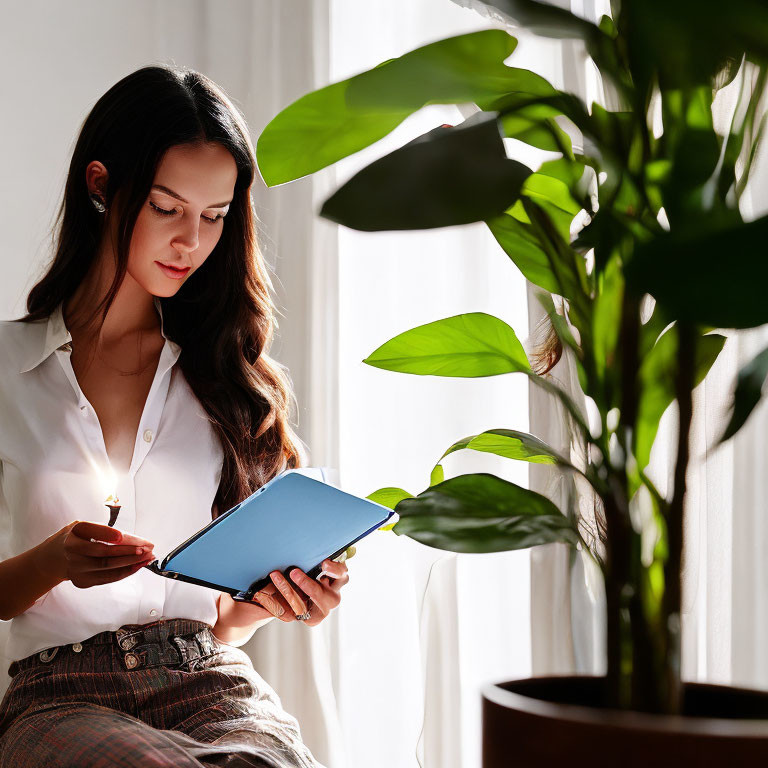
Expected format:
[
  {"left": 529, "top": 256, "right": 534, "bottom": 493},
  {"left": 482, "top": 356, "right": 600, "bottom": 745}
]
[
  {"left": 88, "top": 330, "right": 158, "bottom": 377},
  {"left": 65, "top": 305, "right": 161, "bottom": 377}
]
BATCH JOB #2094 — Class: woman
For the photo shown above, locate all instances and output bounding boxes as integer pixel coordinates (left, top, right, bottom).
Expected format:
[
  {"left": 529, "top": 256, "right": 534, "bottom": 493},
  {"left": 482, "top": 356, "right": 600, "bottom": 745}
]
[{"left": 0, "top": 64, "right": 347, "bottom": 768}]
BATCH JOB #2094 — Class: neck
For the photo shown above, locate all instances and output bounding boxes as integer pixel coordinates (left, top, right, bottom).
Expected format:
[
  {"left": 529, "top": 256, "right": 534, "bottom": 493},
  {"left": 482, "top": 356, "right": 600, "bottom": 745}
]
[{"left": 63, "top": 248, "right": 160, "bottom": 345}]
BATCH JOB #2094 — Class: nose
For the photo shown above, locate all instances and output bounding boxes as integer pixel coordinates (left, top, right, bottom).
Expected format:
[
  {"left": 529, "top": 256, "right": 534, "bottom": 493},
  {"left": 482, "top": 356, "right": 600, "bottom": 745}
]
[{"left": 171, "top": 217, "right": 199, "bottom": 256}]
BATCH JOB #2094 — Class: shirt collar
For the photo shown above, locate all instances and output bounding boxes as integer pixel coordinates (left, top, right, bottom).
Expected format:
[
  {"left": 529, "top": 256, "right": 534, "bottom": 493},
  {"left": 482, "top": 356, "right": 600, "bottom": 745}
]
[{"left": 19, "top": 296, "right": 181, "bottom": 374}]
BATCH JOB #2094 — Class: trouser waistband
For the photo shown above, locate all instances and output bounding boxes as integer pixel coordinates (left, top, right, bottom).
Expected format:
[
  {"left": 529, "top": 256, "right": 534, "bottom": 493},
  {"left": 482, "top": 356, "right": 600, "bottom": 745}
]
[{"left": 8, "top": 618, "right": 218, "bottom": 677}]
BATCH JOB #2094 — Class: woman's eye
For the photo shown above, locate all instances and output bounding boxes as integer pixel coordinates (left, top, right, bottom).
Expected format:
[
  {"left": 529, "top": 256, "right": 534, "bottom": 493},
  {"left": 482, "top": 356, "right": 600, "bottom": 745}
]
[
  {"left": 149, "top": 201, "right": 225, "bottom": 224},
  {"left": 149, "top": 201, "right": 177, "bottom": 216}
]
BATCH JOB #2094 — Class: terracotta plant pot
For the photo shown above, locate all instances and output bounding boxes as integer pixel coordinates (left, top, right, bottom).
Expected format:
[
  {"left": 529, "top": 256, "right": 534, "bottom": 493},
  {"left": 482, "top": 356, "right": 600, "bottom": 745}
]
[{"left": 482, "top": 676, "right": 768, "bottom": 767}]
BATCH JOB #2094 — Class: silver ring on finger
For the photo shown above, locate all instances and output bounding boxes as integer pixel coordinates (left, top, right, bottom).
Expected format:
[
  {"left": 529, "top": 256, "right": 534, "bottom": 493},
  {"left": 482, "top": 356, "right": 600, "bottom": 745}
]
[{"left": 295, "top": 604, "right": 312, "bottom": 621}]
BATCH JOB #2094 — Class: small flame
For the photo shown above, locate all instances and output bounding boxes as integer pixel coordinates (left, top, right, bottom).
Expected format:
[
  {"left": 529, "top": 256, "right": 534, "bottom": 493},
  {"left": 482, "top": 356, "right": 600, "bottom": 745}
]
[{"left": 99, "top": 465, "right": 120, "bottom": 506}]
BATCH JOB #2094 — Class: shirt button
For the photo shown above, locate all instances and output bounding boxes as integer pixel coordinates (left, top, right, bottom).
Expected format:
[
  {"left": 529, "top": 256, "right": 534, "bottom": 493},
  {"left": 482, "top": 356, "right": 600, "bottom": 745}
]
[
  {"left": 71, "top": 642, "right": 83, "bottom": 652},
  {"left": 149, "top": 609, "right": 158, "bottom": 616},
  {"left": 143, "top": 429, "right": 153, "bottom": 443},
  {"left": 124, "top": 653, "right": 140, "bottom": 669}
]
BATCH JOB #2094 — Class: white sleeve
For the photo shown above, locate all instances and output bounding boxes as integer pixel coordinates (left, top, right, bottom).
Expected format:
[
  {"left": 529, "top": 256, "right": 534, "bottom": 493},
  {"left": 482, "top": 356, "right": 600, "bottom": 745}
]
[{"left": 0, "top": 461, "right": 47, "bottom": 616}]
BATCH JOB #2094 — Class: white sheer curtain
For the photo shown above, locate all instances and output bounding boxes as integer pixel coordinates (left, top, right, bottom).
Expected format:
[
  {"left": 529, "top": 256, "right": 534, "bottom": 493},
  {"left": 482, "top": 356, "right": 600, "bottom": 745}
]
[{"left": 325, "top": 4, "right": 534, "bottom": 766}]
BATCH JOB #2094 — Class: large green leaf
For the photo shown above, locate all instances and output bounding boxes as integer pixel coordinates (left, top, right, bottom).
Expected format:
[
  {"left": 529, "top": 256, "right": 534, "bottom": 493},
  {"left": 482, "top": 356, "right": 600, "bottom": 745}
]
[
  {"left": 626, "top": 214, "right": 768, "bottom": 329},
  {"left": 257, "top": 30, "right": 558, "bottom": 186},
  {"left": 363, "top": 312, "right": 531, "bottom": 377},
  {"left": 319, "top": 113, "right": 533, "bottom": 230},
  {"left": 392, "top": 472, "right": 579, "bottom": 553},
  {"left": 634, "top": 329, "right": 727, "bottom": 471},
  {"left": 720, "top": 344, "right": 768, "bottom": 443}
]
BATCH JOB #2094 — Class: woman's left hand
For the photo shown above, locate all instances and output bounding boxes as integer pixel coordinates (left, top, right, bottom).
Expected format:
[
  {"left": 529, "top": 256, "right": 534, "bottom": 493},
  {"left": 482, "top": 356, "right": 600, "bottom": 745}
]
[{"left": 252, "top": 559, "right": 349, "bottom": 627}]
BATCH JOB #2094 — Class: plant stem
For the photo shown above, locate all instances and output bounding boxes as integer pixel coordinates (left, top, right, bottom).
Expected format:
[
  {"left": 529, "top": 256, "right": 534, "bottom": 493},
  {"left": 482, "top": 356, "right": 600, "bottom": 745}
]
[
  {"left": 662, "top": 322, "right": 695, "bottom": 714},
  {"left": 603, "top": 290, "right": 640, "bottom": 709}
]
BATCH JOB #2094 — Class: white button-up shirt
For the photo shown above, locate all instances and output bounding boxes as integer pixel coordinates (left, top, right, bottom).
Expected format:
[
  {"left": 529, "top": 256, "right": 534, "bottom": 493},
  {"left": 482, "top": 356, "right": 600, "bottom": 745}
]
[{"left": 0, "top": 297, "right": 238, "bottom": 662}]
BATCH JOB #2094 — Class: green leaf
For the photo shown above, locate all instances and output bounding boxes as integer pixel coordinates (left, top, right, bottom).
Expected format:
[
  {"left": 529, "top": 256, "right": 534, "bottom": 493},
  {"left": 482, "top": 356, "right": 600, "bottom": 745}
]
[
  {"left": 432, "top": 429, "right": 564, "bottom": 484},
  {"left": 429, "top": 464, "right": 445, "bottom": 487},
  {"left": 367, "top": 487, "right": 414, "bottom": 509},
  {"left": 479, "top": 0, "right": 604, "bottom": 41},
  {"left": 257, "top": 29, "right": 560, "bottom": 186},
  {"left": 626, "top": 214, "right": 768, "bottom": 329},
  {"left": 319, "top": 112, "right": 533, "bottom": 231},
  {"left": 500, "top": 106, "right": 574, "bottom": 157},
  {"left": 347, "top": 36, "right": 557, "bottom": 112},
  {"left": 393, "top": 472, "right": 579, "bottom": 553},
  {"left": 363, "top": 312, "right": 531, "bottom": 377},
  {"left": 485, "top": 213, "right": 562, "bottom": 295},
  {"left": 592, "top": 253, "right": 624, "bottom": 379},
  {"left": 520, "top": 198, "right": 587, "bottom": 304},
  {"left": 522, "top": 173, "right": 582, "bottom": 218},
  {"left": 367, "top": 487, "right": 414, "bottom": 529},
  {"left": 720, "top": 344, "right": 768, "bottom": 443},
  {"left": 537, "top": 157, "right": 588, "bottom": 191},
  {"left": 634, "top": 329, "right": 727, "bottom": 472},
  {"left": 520, "top": 174, "right": 581, "bottom": 243}
]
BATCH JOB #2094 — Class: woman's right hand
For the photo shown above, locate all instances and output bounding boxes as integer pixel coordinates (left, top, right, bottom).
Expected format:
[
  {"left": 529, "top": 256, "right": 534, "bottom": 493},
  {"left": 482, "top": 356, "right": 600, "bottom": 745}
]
[{"left": 46, "top": 521, "right": 156, "bottom": 588}]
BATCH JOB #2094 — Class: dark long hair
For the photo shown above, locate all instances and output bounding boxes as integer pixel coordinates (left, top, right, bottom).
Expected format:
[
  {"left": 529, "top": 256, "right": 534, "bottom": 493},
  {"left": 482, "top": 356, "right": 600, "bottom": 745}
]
[{"left": 17, "top": 64, "right": 304, "bottom": 517}]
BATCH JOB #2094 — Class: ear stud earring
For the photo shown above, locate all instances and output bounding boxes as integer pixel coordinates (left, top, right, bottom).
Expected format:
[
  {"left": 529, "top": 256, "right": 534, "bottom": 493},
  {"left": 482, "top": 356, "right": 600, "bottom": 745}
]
[{"left": 89, "top": 193, "right": 107, "bottom": 213}]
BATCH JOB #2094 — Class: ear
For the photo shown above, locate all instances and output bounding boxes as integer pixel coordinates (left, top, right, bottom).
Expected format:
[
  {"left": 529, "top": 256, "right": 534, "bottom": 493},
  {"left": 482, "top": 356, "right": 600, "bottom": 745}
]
[{"left": 85, "top": 160, "right": 109, "bottom": 197}]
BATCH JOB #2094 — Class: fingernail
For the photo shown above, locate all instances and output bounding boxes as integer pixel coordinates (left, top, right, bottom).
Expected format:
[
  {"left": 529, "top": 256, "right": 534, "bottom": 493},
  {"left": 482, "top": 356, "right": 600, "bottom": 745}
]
[
  {"left": 290, "top": 569, "right": 301, "bottom": 580},
  {"left": 271, "top": 572, "right": 285, "bottom": 583}
]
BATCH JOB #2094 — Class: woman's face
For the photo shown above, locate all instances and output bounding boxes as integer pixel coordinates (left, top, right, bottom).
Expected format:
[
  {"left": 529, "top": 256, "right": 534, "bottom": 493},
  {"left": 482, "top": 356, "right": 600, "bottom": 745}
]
[{"left": 126, "top": 141, "right": 238, "bottom": 297}]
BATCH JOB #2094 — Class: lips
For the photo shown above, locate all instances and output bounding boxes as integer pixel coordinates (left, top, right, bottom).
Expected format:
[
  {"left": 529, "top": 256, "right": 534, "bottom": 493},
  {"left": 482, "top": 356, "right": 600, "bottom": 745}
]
[{"left": 155, "top": 261, "right": 191, "bottom": 279}]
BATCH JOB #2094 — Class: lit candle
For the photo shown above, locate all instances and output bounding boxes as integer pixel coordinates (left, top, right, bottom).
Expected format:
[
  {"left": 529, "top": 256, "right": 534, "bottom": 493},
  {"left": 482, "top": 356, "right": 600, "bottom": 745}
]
[
  {"left": 105, "top": 491, "right": 121, "bottom": 527},
  {"left": 102, "top": 467, "right": 121, "bottom": 527}
]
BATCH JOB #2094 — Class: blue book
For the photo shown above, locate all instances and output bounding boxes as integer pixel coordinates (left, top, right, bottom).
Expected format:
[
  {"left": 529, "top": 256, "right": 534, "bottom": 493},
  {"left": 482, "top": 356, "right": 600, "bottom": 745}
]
[{"left": 143, "top": 468, "right": 394, "bottom": 602}]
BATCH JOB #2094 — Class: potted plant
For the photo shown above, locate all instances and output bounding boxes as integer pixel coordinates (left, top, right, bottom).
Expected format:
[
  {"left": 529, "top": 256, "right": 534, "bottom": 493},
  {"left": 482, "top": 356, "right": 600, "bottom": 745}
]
[{"left": 255, "top": 0, "right": 768, "bottom": 761}]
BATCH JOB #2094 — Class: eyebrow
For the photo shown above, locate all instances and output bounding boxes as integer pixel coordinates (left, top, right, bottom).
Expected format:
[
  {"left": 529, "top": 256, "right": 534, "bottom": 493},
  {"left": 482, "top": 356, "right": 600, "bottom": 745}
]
[{"left": 151, "top": 184, "right": 232, "bottom": 208}]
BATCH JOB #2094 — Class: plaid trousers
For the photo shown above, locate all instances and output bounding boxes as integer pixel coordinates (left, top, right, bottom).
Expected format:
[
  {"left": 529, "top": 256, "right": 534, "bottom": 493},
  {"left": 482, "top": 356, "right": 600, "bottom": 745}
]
[{"left": 0, "top": 618, "right": 323, "bottom": 768}]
